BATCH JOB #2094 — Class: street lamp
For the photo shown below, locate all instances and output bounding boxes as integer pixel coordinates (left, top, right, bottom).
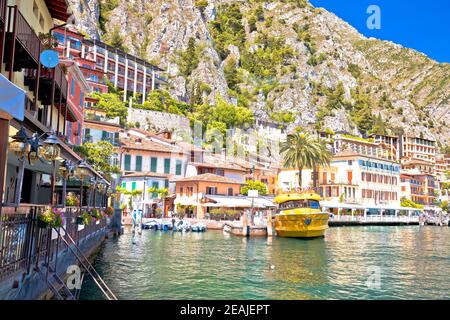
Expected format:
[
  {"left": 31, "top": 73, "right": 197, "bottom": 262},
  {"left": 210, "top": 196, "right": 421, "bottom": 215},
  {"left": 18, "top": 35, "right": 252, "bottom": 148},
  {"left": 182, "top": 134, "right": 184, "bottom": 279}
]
[
  {"left": 9, "top": 127, "right": 30, "bottom": 157},
  {"left": 74, "top": 160, "right": 90, "bottom": 211},
  {"left": 41, "top": 132, "right": 61, "bottom": 162},
  {"left": 59, "top": 160, "right": 75, "bottom": 207},
  {"left": 41, "top": 132, "right": 61, "bottom": 207},
  {"left": 9, "top": 127, "right": 30, "bottom": 206},
  {"left": 27, "top": 133, "right": 42, "bottom": 165}
]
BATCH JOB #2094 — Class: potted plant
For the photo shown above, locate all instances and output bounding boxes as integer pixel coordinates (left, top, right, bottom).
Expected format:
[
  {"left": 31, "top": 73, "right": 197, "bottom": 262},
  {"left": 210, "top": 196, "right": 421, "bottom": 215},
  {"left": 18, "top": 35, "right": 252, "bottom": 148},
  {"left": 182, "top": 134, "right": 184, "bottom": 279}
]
[
  {"left": 90, "top": 208, "right": 103, "bottom": 220},
  {"left": 38, "top": 32, "right": 58, "bottom": 50},
  {"left": 65, "top": 192, "right": 79, "bottom": 207},
  {"left": 78, "top": 210, "right": 92, "bottom": 225},
  {"left": 37, "top": 208, "right": 64, "bottom": 228},
  {"left": 105, "top": 206, "right": 114, "bottom": 218}
]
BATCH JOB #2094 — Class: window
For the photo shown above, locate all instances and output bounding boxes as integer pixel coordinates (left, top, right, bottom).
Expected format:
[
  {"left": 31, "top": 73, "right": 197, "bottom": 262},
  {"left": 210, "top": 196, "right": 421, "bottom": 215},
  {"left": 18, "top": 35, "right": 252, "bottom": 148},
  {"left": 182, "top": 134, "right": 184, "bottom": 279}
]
[
  {"left": 216, "top": 169, "right": 224, "bottom": 176},
  {"left": 33, "top": 1, "right": 39, "bottom": 18},
  {"left": 164, "top": 179, "right": 169, "bottom": 188},
  {"left": 175, "top": 160, "right": 182, "bottom": 175},
  {"left": 131, "top": 182, "right": 136, "bottom": 191},
  {"left": 164, "top": 158, "right": 171, "bottom": 174},
  {"left": 135, "top": 156, "right": 142, "bottom": 171},
  {"left": 71, "top": 79, "right": 75, "bottom": 97},
  {"left": 151, "top": 182, "right": 159, "bottom": 198},
  {"left": 180, "top": 187, "right": 184, "bottom": 196},
  {"left": 150, "top": 157, "right": 157, "bottom": 172},
  {"left": 227, "top": 188, "right": 233, "bottom": 196},
  {"left": 122, "top": 182, "right": 126, "bottom": 189},
  {"left": 206, "top": 187, "right": 217, "bottom": 195},
  {"left": 124, "top": 154, "right": 131, "bottom": 171},
  {"left": 79, "top": 93, "right": 84, "bottom": 107},
  {"left": 39, "top": 14, "right": 44, "bottom": 29}
]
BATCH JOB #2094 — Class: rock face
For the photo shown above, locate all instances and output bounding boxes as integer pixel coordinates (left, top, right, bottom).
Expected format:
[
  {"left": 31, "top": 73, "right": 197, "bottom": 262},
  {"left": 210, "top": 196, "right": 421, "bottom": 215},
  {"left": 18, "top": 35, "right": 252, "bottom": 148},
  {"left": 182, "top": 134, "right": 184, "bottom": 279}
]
[{"left": 69, "top": 0, "right": 449, "bottom": 146}]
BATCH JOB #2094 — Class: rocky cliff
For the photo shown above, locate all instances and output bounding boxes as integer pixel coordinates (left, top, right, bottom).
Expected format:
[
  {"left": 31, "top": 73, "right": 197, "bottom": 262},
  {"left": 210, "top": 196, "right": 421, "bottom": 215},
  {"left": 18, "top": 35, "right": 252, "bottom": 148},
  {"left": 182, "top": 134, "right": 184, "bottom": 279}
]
[{"left": 69, "top": 0, "right": 449, "bottom": 147}]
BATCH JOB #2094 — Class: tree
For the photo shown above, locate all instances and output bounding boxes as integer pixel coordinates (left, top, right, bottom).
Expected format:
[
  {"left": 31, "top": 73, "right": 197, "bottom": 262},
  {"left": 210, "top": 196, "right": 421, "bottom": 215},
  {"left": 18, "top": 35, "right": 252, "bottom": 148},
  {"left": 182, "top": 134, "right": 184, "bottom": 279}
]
[
  {"left": 148, "top": 187, "right": 169, "bottom": 217},
  {"left": 78, "top": 141, "right": 120, "bottom": 178},
  {"left": 440, "top": 200, "right": 449, "bottom": 213},
  {"left": 400, "top": 197, "right": 424, "bottom": 209},
  {"left": 241, "top": 180, "right": 268, "bottom": 196},
  {"left": 371, "top": 113, "right": 387, "bottom": 135},
  {"left": 280, "top": 131, "right": 331, "bottom": 189},
  {"left": 90, "top": 92, "right": 128, "bottom": 125}
]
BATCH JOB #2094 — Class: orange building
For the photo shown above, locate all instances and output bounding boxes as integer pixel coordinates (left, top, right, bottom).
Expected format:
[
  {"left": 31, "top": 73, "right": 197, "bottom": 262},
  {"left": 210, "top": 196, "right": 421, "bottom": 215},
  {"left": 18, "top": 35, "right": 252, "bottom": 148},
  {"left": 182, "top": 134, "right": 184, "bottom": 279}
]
[{"left": 172, "top": 173, "right": 245, "bottom": 219}]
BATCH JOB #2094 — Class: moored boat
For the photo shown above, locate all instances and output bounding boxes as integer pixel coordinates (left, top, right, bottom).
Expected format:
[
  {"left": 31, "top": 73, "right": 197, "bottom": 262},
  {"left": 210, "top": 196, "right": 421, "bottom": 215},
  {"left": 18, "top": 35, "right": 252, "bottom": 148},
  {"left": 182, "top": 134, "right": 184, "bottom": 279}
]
[{"left": 273, "top": 191, "right": 329, "bottom": 238}]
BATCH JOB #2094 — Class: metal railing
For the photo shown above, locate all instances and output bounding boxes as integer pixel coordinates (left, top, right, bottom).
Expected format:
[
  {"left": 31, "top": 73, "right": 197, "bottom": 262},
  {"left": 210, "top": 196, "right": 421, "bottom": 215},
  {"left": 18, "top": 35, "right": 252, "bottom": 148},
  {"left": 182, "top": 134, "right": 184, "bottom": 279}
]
[
  {"left": 6, "top": 6, "right": 40, "bottom": 63},
  {"left": 0, "top": 206, "right": 109, "bottom": 283},
  {"left": 0, "top": 0, "right": 6, "bottom": 23}
]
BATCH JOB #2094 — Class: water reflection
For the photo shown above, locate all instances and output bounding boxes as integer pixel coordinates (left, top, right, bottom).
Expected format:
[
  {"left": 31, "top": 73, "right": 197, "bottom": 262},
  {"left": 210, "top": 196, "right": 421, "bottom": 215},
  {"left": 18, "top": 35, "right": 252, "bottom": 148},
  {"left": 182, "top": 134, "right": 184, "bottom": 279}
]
[{"left": 80, "top": 226, "right": 450, "bottom": 300}]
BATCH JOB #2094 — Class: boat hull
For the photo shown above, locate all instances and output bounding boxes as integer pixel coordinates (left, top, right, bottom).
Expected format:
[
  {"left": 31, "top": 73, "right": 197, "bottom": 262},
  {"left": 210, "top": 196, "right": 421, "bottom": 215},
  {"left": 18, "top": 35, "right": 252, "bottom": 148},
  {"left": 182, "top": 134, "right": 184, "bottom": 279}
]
[{"left": 275, "top": 213, "right": 329, "bottom": 238}]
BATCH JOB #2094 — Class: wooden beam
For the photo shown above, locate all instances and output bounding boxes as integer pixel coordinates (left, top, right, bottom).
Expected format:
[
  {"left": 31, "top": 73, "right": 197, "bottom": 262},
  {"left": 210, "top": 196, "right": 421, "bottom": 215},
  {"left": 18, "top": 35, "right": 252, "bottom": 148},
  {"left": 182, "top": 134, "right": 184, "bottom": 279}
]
[{"left": 0, "top": 115, "right": 11, "bottom": 218}]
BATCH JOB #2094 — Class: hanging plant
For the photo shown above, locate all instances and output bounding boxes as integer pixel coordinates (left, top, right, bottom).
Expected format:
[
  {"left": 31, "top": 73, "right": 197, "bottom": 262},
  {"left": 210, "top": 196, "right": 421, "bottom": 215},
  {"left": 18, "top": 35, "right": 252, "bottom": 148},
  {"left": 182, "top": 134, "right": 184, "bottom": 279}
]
[
  {"left": 65, "top": 192, "right": 79, "bottom": 207},
  {"left": 105, "top": 207, "right": 114, "bottom": 218},
  {"left": 38, "top": 32, "right": 59, "bottom": 50},
  {"left": 38, "top": 208, "right": 64, "bottom": 228}
]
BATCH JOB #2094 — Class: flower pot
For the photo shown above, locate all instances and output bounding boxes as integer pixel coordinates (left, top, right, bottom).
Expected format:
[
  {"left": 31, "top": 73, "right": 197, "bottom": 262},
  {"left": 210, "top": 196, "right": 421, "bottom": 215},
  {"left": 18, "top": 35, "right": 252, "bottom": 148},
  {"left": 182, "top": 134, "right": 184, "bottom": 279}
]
[
  {"left": 76, "top": 216, "right": 84, "bottom": 225},
  {"left": 37, "top": 219, "right": 49, "bottom": 229}
]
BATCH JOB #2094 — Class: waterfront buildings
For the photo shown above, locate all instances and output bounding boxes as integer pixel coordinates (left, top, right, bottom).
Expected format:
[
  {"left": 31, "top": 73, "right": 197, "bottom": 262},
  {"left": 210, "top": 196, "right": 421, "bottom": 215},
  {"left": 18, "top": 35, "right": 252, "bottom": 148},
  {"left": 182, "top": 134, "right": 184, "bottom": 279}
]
[
  {"left": 53, "top": 25, "right": 166, "bottom": 103},
  {"left": 172, "top": 173, "right": 245, "bottom": 218},
  {"left": 400, "top": 170, "right": 437, "bottom": 206},
  {"left": 399, "top": 135, "right": 436, "bottom": 165},
  {"left": 0, "top": 0, "right": 106, "bottom": 207}
]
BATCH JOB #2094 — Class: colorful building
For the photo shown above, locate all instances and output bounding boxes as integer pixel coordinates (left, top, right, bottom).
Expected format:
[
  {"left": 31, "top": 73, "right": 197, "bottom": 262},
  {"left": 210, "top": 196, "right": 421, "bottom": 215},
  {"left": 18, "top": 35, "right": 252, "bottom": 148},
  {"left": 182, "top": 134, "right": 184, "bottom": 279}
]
[
  {"left": 400, "top": 135, "right": 436, "bottom": 165},
  {"left": 53, "top": 25, "right": 166, "bottom": 103},
  {"left": 172, "top": 173, "right": 245, "bottom": 219},
  {"left": 400, "top": 170, "right": 437, "bottom": 206}
]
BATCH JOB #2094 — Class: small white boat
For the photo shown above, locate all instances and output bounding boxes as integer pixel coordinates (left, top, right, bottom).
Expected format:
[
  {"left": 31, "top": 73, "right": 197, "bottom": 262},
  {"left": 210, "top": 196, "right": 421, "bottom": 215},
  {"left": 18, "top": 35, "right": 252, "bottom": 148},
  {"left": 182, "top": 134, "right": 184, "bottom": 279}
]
[
  {"left": 191, "top": 222, "right": 206, "bottom": 232},
  {"left": 223, "top": 225, "right": 231, "bottom": 233},
  {"left": 174, "top": 220, "right": 191, "bottom": 232}
]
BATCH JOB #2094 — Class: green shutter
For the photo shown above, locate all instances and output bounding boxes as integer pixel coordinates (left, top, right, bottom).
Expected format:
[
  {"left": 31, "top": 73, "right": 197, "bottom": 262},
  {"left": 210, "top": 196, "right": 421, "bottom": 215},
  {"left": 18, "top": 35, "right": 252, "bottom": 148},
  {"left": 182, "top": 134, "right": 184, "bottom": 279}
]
[
  {"left": 164, "top": 158, "right": 171, "bottom": 174},
  {"left": 175, "top": 160, "right": 182, "bottom": 175},
  {"left": 122, "top": 182, "right": 126, "bottom": 189},
  {"left": 152, "top": 181, "right": 159, "bottom": 198},
  {"left": 124, "top": 154, "right": 131, "bottom": 171},
  {"left": 164, "top": 179, "right": 169, "bottom": 188},
  {"left": 150, "top": 157, "right": 157, "bottom": 172},
  {"left": 132, "top": 182, "right": 136, "bottom": 191},
  {"left": 135, "top": 156, "right": 142, "bottom": 171}
]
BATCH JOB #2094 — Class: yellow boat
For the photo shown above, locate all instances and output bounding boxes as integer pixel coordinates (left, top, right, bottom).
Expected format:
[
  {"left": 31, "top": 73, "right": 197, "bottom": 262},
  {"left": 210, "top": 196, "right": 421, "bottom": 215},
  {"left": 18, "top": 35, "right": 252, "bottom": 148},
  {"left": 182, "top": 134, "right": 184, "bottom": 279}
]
[{"left": 273, "top": 191, "right": 329, "bottom": 238}]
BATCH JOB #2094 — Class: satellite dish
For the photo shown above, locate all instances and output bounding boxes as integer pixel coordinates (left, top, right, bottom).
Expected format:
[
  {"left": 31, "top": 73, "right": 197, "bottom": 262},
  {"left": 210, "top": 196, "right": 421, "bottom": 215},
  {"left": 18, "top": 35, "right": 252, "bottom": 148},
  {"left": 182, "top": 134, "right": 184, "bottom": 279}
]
[{"left": 40, "top": 50, "right": 60, "bottom": 68}]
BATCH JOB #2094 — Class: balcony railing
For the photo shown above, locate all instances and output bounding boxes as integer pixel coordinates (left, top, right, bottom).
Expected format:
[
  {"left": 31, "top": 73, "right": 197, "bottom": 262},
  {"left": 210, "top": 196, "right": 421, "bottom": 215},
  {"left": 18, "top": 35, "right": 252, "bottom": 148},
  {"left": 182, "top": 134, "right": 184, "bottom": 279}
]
[
  {"left": 6, "top": 6, "right": 40, "bottom": 63},
  {"left": 0, "top": 0, "right": 6, "bottom": 23},
  {"left": 0, "top": 205, "right": 109, "bottom": 282}
]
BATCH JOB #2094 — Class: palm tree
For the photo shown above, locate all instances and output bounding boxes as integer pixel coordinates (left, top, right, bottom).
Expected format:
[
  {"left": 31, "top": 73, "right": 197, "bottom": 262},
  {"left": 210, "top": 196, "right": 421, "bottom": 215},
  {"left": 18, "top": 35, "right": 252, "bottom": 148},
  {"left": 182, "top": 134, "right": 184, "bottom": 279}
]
[{"left": 280, "top": 131, "right": 332, "bottom": 190}]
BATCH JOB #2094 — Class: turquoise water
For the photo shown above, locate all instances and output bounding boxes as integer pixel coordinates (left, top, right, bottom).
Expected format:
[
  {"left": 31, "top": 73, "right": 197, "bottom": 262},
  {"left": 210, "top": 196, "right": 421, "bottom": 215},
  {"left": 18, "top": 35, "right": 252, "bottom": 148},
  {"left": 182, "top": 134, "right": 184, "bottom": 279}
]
[{"left": 80, "top": 226, "right": 450, "bottom": 300}]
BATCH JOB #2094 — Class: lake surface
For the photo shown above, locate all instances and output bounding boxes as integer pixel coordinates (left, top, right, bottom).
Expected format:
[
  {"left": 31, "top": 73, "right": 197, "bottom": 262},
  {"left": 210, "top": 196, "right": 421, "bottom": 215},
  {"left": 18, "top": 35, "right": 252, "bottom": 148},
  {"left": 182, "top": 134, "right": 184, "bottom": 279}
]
[{"left": 80, "top": 226, "right": 450, "bottom": 300}]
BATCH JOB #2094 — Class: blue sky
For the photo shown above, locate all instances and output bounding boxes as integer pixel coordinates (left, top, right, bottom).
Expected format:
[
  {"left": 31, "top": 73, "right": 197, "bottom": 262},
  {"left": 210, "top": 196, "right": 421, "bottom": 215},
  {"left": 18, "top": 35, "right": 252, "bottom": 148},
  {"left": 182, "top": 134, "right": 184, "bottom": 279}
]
[{"left": 309, "top": 0, "right": 450, "bottom": 63}]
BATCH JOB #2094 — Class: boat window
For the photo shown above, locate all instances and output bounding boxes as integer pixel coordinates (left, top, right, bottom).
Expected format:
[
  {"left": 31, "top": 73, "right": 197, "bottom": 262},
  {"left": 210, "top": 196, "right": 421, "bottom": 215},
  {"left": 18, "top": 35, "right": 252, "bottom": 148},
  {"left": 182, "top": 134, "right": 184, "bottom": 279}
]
[
  {"left": 309, "top": 200, "right": 320, "bottom": 209},
  {"left": 279, "top": 200, "right": 320, "bottom": 210}
]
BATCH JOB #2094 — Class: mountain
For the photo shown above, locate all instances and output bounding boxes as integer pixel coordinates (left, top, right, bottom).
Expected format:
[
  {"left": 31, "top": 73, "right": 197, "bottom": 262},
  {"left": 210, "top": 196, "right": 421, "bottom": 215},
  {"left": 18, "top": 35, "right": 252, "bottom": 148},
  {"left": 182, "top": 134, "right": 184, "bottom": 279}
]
[{"left": 69, "top": 0, "right": 449, "bottom": 147}]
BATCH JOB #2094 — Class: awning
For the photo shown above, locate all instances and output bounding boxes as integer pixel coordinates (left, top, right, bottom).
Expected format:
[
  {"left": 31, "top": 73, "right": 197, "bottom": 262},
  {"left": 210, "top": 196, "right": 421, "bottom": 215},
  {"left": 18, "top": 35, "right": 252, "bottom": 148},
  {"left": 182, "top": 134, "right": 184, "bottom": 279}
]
[
  {"left": 202, "top": 196, "right": 275, "bottom": 208},
  {"left": 0, "top": 73, "right": 26, "bottom": 121}
]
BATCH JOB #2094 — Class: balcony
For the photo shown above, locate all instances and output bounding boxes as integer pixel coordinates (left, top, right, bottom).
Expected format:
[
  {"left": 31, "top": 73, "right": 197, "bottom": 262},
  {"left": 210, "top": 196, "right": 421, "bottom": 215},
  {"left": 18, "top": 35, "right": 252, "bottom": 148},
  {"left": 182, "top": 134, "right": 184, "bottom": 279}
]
[{"left": 3, "top": 6, "right": 41, "bottom": 73}]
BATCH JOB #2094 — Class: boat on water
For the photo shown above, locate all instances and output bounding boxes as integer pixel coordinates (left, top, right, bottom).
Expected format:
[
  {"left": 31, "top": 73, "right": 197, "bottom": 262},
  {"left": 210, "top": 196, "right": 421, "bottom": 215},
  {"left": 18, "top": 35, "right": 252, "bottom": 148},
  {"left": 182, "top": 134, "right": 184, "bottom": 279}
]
[
  {"left": 273, "top": 191, "right": 329, "bottom": 238},
  {"left": 191, "top": 222, "right": 207, "bottom": 232},
  {"left": 174, "top": 220, "right": 191, "bottom": 232}
]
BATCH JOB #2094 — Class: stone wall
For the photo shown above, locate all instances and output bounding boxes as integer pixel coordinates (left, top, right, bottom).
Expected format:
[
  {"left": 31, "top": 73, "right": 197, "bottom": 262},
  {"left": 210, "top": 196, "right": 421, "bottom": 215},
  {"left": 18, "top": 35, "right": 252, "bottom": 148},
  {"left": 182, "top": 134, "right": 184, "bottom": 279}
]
[{"left": 127, "top": 109, "right": 190, "bottom": 133}]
